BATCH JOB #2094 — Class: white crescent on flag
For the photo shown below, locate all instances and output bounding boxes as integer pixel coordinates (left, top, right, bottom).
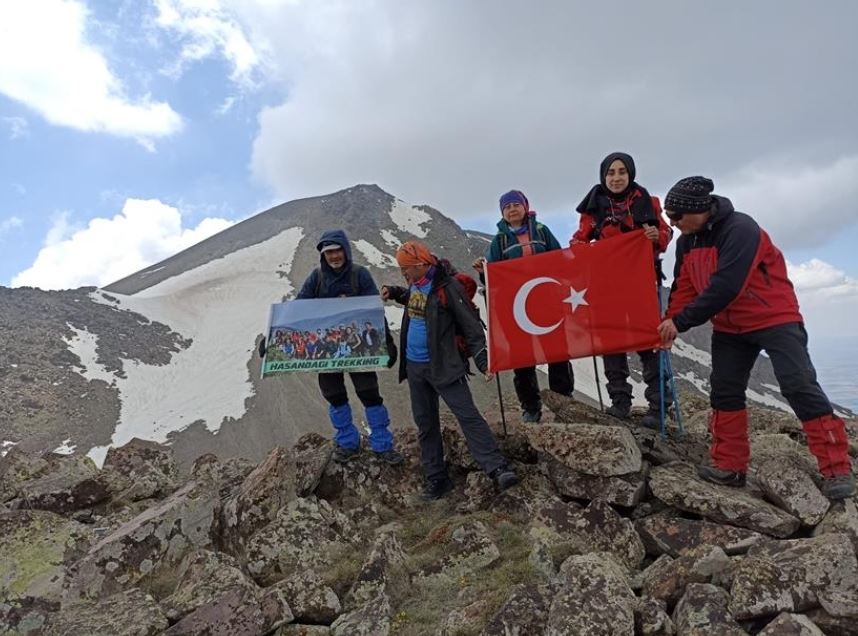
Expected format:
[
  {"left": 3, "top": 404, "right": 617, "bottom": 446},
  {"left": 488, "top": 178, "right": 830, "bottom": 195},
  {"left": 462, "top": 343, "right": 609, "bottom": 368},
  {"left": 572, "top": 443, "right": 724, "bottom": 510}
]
[{"left": 512, "top": 277, "right": 563, "bottom": 335}]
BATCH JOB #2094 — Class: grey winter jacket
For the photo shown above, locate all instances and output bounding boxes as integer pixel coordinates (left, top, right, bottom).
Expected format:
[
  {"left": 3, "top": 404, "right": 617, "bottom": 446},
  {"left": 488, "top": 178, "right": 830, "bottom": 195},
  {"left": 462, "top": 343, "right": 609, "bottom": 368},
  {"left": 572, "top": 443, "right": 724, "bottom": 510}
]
[{"left": 386, "top": 270, "right": 488, "bottom": 387}]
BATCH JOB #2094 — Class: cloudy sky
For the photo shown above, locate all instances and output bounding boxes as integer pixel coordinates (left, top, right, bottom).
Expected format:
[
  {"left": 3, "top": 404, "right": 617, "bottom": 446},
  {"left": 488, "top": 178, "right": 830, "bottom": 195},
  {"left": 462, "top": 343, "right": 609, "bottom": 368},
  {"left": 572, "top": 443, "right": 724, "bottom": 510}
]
[{"left": 2, "top": 1, "right": 858, "bottom": 347}]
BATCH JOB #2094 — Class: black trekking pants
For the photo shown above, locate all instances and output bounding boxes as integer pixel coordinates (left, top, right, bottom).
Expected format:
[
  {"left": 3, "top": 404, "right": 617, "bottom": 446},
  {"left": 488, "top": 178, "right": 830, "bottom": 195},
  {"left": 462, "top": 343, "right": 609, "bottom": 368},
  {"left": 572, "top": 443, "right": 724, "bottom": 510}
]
[
  {"left": 603, "top": 349, "right": 671, "bottom": 410},
  {"left": 512, "top": 361, "right": 574, "bottom": 413},
  {"left": 710, "top": 322, "right": 832, "bottom": 420},
  {"left": 318, "top": 371, "right": 384, "bottom": 408}
]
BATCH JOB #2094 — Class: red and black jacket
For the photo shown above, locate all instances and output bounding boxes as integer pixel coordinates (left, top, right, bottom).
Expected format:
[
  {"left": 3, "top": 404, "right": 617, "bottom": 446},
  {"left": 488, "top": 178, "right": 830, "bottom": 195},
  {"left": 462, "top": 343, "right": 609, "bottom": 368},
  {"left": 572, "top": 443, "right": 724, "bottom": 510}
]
[{"left": 666, "top": 196, "right": 802, "bottom": 334}]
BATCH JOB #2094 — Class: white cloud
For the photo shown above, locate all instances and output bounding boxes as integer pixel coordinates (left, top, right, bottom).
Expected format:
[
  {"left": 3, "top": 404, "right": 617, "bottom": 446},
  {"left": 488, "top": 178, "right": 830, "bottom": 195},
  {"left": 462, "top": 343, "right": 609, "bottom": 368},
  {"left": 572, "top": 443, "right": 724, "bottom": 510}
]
[
  {"left": 12, "top": 199, "right": 233, "bottom": 290},
  {"left": 0, "top": 0, "right": 182, "bottom": 145},
  {"left": 788, "top": 258, "right": 858, "bottom": 337},
  {"left": 2, "top": 116, "right": 29, "bottom": 139},
  {"left": 789, "top": 258, "right": 858, "bottom": 298},
  {"left": 154, "top": 0, "right": 265, "bottom": 86},
  {"left": 0, "top": 216, "right": 23, "bottom": 236},
  {"left": 718, "top": 156, "right": 858, "bottom": 250}
]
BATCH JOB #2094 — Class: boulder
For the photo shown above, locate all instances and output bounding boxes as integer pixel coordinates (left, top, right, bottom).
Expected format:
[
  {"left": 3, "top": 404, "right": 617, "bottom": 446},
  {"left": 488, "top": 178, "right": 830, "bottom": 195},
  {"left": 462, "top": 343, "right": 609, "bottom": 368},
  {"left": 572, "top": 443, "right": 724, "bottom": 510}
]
[
  {"left": 100, "top": 438, "right": 179, "bottom": 503},
  {"left": 634, "top": 597, "right": 675, "bottom": 636},
  {"left": 756, "top": 458, "right": 829, "bottom": 526},
  {"left": 293, "top": 433, "right": 333, "bottom": 496},
  {"left": 9, "top": 453, "right": 108, "bottom": 514},
  {"left": 217, "top": 446, "right": 298, "bottom": 554},
  {"left": 540, "top": 453, "right": 648, "bottom": 507},
  {"left": 276, "top": 627, "right": 331, "bottom": 636},
  {"left": 805, "top": 607, "right": 858, "bottom": 635},
  {"left": 329, "top": 591, "right": 392, "bottom": 636},
  {"left": 729, "top": 533, "right": 858, "bottom": 620},
  {"left": 757, "top": 612, "right": 825, "bottom": 636},
  {"left": 271, "top": 570, "right": 341, "bottom": 625},
  {"left": 0, "top": 596, "right": 59, "bottom": 636},
  {"left": 635, "top": 512, "right": 764, "bottom": 557},
  {"left": 64, "top": 477, "right": 220, "bottom": 600},
  {"left": 526, "top": 423, "right": 642, "bottom": 477},
  {"left": 482, "top": 584, "right": 553, "bottom": 636},
  {"left": 641, "top": 545, "right": 731, "bottom": 609},
  {"left": 0, "top": 448, "right": 50, "bottom": 503},
  {"left": 244, "top": 496, "right": 356, "bottom": 586},
  {"left": 162, "top": 585, "right": 289, "bottom": 636},
  {"left": 671, "top": 583, "right": 746, "bottom": 636},
  {"left": 345, "top": 525, "right": 405, "bottom": 610},
  {"left": 649, "top": 462, "right": 801, "bottom": 537},
  {"left": 414, "top": 521, "right": 500, "bottom": 583},
  {"left": 44, "top": 588, "right": 168, "bottom": 636},
  {"left": 547, "top": 553, "right": 636, "bottom": 635},
  {"left": 0, "top": 510, "right": 92, "bottom": 602},
  {"left": 576, "top": 499, "right": 646, "bottom": 570},
  {"left": 315, "top": 451, "right": 422, "bottom": 509},
  {"left": 457, "top": 470, "right": 496, "bottom": 514},
  {"left": 812, "top": 498, "right": 858, "bottom": 554}
]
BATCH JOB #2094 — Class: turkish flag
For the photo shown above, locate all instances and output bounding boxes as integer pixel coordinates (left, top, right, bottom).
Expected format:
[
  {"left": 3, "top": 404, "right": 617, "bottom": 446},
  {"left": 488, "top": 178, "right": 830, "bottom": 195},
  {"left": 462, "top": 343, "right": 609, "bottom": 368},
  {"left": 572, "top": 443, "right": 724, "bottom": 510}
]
[{"left": 486, "top": 231, "right": 661, "bottom": 372}]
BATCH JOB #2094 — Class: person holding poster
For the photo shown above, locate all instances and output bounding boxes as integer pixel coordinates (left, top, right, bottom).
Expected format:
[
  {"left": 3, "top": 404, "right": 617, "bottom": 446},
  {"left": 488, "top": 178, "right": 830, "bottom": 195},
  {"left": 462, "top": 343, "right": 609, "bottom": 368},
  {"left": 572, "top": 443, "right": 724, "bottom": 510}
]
[
  {"left": 572, "top": 152, "right": 673, "bottom": 428},
  {"left": 295, "top": 229, "right": 404, "bottom": 465},
  {"left": 383, "top": 241, "right": 518, "bottom": 501}
]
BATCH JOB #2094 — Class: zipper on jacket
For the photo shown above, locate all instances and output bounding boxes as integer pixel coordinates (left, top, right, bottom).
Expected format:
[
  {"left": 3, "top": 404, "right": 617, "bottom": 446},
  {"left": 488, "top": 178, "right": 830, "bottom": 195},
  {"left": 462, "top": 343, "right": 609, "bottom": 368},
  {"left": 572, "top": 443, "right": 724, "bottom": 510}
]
[{"left": 746, "top": 289, "right": 770, "bottom": 307}]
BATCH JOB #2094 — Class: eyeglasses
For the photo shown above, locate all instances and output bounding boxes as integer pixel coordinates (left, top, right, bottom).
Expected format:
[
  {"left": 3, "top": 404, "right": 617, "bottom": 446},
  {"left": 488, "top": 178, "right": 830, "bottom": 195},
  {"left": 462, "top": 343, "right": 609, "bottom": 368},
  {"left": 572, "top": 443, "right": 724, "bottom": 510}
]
[{"left": 665, "top": 210, "right": 684, "bottom": 221}]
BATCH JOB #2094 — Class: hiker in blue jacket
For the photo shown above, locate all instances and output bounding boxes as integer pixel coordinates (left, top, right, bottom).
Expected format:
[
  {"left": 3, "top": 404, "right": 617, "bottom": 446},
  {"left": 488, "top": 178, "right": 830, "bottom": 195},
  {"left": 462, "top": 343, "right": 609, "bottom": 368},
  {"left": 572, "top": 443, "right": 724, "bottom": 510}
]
[
  {"left": 290, "top": 229, "right": 404, "bottom": 464},
  {"left": 473, "top": 190, "right": 575, "bottom": 423}
]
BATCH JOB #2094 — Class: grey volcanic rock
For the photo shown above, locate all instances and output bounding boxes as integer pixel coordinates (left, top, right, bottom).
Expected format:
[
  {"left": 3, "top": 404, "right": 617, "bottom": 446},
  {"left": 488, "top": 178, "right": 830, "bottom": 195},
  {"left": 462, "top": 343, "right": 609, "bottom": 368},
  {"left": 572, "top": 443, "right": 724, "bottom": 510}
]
[
  {"left": 44, "top": 588, "right": 168, "bottom": 636},
  {"left": 329, "top": 592, "right": 392, "bottom": 636},
  {"left": 0, "top": 448, "right": 51, "bottom": 503},
  {"left": 671, "top": 583, "right": 746, "bottom": 635},
  {"left": 244, "top": 496, "right": 356, "bottom": 585},
  {"left": 577, "top": 499, "right": 646, "bottom": 570},
  {"left": 293, "top": 432, "right": 333, "bottom": 496},
  {"left": 540, "top": 453, "right": 648, "bottom": 506},
  {"left": 0, "top": 510, "right": 92, "bottom": 602},
  {"left": 640, "top": 545, "right": 731, "bottom": 609},
  {"left": 634, "top": 596, "right": 674, "bottom": 635},
  {"left": 758, "top": 613, "right": 825, "bottom": 635},
  {"left": 0, "top": 596, "right": 59, "bottom": 636},
  {"left": 805, "top": 607, "right": 858, "bottom": 635},
  {"left": 548, "top": 553, "right": 636, "bottom": 635},
  {"left": 65, "top": 477, "right": 220, "bottom": 600},
  {"left": 526, "top": 422, "right": 642, "bottom": 477},
  {"left": 729, "top": 533, "right": 858, "bottom": 619},
  {"left": 100, "top": 438, "right": 179, "bottom": 504},
  {"left": 8, "top": 452, "right": 108, "bottom": 514},
  {"left": 162, "top": 584, "right": 289, "bottom": 636},
  {"left": 812, "top": 497, "right": 858, "bottom": 553},
  {"left": 345, "top": 525, "right": 405, "bottom": 610},
  {"left": 635, "top": 512, "right": 764, "bottom": 557},
  {"left": 272, "top": 570, "right": 341, "bottom": 625},
  {"left": 315, "top": 451, "right": 423, "bottom": 509},
  {"left": 483, "top": 584, "right": 553, "bottom": 636},
  {"left": 649, "top": 462, "right": 801, "bottom": 537},
  {"left": 756, "top": 458, "right": 829, "bottom": 526},
  {"left": 414, "top": 521, "right": 500, "bottom": 583}
]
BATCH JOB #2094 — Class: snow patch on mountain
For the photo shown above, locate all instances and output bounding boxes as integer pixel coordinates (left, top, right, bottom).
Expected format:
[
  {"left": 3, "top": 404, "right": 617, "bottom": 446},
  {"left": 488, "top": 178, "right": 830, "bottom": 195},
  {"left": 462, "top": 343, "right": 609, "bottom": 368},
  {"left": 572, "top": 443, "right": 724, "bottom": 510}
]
[
  {"left": 64, "top": 324, "right": 117, "bottom": 385},
  {"left": 389, "top": 199, "right": 430, "bottom": 237},
  {"left": 380, "top": 229, "right": 400, "bottom": 248},
  {"left": 354, "top": 239, "right": 398, "bottom": 268},
  {"left": 87, "top": 227, "right": 305, "bottom": 450},
  {"left": 672, "top": 339, "right": 712, "bottom": 366}
]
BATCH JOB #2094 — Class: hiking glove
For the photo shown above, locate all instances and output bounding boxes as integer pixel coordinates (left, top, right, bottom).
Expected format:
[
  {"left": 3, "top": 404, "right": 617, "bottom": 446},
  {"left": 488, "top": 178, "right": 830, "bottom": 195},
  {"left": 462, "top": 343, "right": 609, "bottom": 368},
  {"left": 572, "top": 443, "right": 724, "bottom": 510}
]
[{"left": 258, "top": 337, "right": 267, "bottom": 358}]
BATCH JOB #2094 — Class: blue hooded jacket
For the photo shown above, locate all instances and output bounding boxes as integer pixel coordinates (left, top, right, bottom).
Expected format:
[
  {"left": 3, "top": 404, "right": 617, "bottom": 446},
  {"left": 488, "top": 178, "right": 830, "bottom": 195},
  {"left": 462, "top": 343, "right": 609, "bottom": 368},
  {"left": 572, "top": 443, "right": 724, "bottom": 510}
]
[{"left": 296, "top": 229, "right": 379, "bottom": 299}]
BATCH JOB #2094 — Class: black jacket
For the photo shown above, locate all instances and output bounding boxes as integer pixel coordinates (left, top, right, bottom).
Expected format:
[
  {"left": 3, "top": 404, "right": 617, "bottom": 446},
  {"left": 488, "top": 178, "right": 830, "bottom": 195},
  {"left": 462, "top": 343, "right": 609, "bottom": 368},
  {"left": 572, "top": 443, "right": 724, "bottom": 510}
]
[{"left": 386, "top": 269, "right": 488, "bottom": 386}]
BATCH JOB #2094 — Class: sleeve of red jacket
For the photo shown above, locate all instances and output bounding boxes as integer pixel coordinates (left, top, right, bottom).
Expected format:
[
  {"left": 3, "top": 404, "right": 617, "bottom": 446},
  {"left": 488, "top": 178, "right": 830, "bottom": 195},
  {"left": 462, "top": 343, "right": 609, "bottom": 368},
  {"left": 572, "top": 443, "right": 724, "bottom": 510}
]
[
  {"left": 671, "top": 215, "right": 761, "bottom": 332},
  {"left": 652, "top": 197, "right": 673, "bottom": 254},
  {"left": 570, "top": 214, "right": 596, "bottom": 245}
]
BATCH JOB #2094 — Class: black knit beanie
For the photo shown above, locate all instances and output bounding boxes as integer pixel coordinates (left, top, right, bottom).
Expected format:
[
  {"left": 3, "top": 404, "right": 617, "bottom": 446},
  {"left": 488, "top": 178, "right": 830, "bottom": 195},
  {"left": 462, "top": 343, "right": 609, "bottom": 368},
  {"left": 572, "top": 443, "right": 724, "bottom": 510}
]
[{"left": 665, "top": 176, "right": 715, "bottom": 214}]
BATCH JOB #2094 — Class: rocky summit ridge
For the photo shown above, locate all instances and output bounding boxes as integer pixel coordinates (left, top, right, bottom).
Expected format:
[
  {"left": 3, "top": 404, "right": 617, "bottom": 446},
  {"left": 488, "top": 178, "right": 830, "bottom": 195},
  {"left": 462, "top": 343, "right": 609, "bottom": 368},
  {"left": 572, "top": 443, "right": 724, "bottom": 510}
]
[{"left": 2, "top": 390, "right": 858, "bottom": 635}]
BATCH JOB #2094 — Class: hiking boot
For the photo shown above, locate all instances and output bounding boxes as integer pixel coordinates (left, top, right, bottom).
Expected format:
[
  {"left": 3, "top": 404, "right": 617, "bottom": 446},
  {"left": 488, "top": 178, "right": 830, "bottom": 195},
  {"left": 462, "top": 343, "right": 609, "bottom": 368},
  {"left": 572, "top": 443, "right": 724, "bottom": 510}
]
[
  {"left": 696, "top": 465, "right": 746, "bottom": 488},
  {"left": 640, "top": 409, "right": 662, "bottom": 430},
  {"left": 373, "top": 448, "right": 405, "bottom": 466},
  {"left": 606, "top": 403, "right": 631, "bottom": 420},
  {"left": 489, "top": 465, "right": 520, "bottom": 492},
  {"left": 331, "top": 444, "right": 360, "bottom": 464},
  {"left": 420, "top": 476, "right": 454, "bottom": 501},
  {"left": 522, "top": 410, "right": 542, "bottom": 424},
  {"left": 822, "top": 473, "right": 856, "bottom": 500}
]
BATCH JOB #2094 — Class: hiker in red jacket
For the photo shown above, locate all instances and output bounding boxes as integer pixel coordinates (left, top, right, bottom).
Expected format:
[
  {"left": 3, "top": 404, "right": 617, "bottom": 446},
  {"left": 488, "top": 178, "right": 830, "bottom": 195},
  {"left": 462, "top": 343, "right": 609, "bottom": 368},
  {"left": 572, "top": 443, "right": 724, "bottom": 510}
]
[
  {"left": 658, "top": 176, "right": 854, "bottom": 500},
  {"left": 573, "top": 152, "right": 673, "bottom": 428}
]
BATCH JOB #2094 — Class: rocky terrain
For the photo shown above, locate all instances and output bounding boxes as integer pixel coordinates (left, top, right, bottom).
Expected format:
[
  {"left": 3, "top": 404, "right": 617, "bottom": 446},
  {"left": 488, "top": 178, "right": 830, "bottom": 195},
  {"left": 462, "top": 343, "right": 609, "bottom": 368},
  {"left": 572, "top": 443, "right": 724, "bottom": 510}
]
[{"left": 3, "top": 389, "right": 858, "bottom": 635}]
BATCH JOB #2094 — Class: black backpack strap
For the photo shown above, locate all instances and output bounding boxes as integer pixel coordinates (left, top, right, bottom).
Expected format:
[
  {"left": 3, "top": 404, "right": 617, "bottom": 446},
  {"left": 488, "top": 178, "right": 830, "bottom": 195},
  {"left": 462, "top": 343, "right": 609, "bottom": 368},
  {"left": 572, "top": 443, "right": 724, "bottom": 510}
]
[
  {"left": 350, "top": 265, "right": 363, "bottom": 296},
  {"left": 313, "top": 268, "right": 323, "bottom": 297}
]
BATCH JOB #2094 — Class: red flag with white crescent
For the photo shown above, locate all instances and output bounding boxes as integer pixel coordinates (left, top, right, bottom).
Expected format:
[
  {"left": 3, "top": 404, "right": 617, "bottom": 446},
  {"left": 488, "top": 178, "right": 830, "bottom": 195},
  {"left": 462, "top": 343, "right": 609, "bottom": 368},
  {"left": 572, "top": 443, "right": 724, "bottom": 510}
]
[{"left": 486, "top": 231, "right": 661, "bottom": 372}]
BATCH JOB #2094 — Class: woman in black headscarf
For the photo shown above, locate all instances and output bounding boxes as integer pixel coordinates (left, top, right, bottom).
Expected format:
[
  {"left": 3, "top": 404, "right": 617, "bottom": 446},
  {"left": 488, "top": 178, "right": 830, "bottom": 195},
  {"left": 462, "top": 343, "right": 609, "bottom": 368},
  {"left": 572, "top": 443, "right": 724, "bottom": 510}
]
[{"left": 571, "top": 152, "right": 673, "bottom": 427}]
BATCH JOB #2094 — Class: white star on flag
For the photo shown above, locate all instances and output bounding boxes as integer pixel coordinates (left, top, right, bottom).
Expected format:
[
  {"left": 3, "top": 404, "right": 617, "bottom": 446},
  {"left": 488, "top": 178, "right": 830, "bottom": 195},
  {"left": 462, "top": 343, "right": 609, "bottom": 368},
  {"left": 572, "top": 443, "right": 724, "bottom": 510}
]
[{"left": 563, "top": 287, "right": 589, "bottom": 312}]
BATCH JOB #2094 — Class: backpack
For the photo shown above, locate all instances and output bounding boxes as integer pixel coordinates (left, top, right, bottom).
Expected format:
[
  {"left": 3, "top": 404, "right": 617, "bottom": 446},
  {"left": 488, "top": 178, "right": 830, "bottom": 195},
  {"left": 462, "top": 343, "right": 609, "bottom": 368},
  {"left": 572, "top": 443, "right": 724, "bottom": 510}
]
[
  {"left": 497, "top": 223, "right": 549, "bottom": 256},
  {"left": 314, "top": 264, "right": 365, "bottom": 297},
  {"left": 434, "top": 260, "right": 484, "bottom": 359}
]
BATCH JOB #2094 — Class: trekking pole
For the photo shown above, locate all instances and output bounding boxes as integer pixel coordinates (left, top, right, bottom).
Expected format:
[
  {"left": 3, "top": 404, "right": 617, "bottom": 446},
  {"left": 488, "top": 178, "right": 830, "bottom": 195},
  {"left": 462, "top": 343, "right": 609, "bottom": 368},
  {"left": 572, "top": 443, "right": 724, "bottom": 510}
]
[
  {"left": 591, "top": 356, "right": 604, "bottom": 412},
  {"left": 496, "top": 373, "right": 507, "bottom": 437},
  {"left": 651, "top": 251, "right": 683, "bottom": 438},
  {"left": 664, "top": 351, "right": 684, "bottom": 436}
]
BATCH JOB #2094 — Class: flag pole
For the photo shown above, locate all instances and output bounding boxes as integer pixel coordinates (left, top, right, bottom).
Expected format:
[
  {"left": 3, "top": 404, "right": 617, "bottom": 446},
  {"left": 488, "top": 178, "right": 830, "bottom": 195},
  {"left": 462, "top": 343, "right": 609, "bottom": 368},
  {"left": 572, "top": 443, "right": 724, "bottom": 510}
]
[{"left": 496, "top": 373, "right": 507, "bottom": 437}]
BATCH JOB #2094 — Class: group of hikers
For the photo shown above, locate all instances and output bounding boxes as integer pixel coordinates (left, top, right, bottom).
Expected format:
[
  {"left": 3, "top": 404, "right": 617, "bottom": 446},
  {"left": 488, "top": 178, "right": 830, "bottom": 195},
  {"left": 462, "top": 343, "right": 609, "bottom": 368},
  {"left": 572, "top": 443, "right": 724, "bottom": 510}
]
[
  {"left": 270, "top": 321, "right": 383, "bottom": 361},
  {"left": 260, "top": 152, "right": 855, "bottom": 502}
]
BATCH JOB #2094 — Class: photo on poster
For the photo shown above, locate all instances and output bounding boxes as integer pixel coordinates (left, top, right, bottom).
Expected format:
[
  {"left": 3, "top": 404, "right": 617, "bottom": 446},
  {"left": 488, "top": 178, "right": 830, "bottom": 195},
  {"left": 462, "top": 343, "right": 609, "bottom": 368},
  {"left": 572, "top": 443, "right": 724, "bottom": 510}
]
[{"left": 262, "top": 296, "right": 390, "bottom": 376}]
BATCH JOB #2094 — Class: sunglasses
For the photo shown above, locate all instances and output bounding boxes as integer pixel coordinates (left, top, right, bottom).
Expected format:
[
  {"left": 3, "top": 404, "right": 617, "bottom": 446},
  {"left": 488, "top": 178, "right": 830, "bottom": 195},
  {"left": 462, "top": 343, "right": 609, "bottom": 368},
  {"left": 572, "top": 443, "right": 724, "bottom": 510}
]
[{"left": 665, "top": 210, "right": 685, "bottom": 221}]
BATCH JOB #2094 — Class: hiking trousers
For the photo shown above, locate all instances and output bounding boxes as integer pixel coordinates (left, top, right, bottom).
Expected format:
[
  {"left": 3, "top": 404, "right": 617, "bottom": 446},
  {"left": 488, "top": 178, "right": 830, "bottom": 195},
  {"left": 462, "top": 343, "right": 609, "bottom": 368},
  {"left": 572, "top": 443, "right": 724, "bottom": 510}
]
[
  {"left": 318, "top": 371, "right": 383, "bottom": 408},
  {"left": 708, "top": 322, "right": 850, "bottom": 476},
  {"left": 603, "top": 349, "right": 671, "bottom": 410},
  {"left": 406, "top": 361, "right": 507, "bottom": 480},
  {"left": 513, "top": 362, "right": 574, "bottom": 413}
]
